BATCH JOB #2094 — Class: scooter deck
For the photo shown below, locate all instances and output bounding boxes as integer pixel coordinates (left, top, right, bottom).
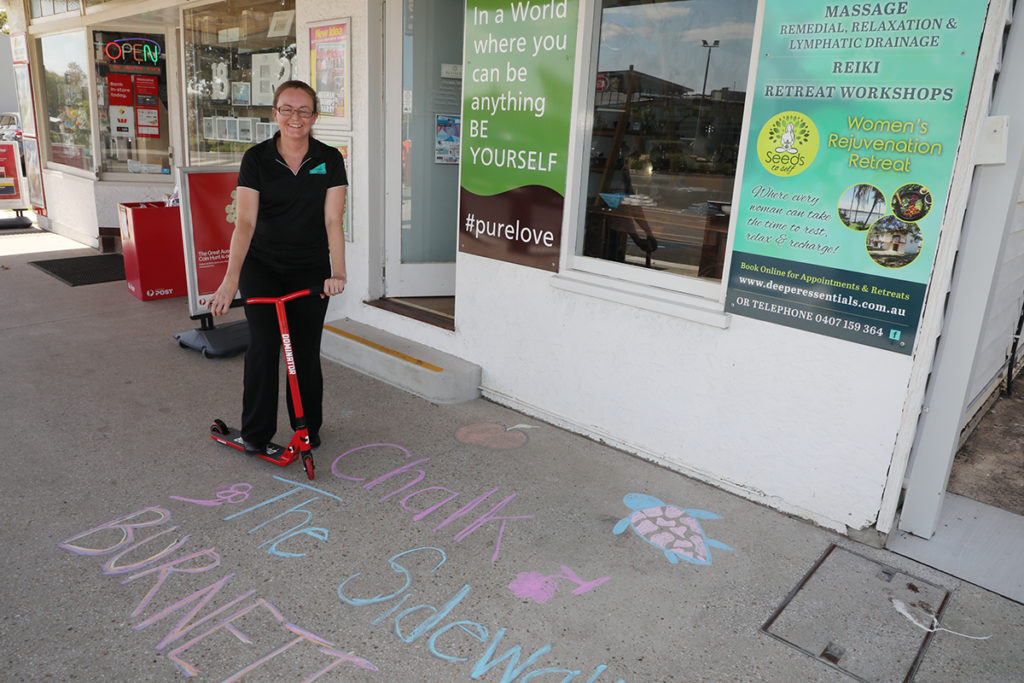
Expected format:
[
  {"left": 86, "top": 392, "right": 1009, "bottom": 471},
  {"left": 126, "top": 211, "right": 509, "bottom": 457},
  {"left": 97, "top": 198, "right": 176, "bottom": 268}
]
[{"left": 210, "top": 421, "right": 295, "bottom": 466}]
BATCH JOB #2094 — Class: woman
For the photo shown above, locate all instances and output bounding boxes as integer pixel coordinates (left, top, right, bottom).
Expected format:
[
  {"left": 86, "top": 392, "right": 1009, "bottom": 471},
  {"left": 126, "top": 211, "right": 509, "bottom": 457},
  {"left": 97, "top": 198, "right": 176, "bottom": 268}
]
[{"left": 209, "top": 80, "right": 347, "bottom": 456}]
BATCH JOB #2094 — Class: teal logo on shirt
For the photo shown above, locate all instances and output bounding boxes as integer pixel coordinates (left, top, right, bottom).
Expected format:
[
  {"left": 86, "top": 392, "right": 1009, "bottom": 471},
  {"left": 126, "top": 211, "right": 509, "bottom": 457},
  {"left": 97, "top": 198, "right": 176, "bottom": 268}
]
[{"left": 310, "top": 162, "right": 327, "bottom": 175}]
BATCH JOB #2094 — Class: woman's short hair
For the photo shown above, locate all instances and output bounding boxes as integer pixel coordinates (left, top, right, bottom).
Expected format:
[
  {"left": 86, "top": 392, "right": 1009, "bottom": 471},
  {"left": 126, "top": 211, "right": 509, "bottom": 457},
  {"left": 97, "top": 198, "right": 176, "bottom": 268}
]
[{"left": 273, "top": 80, "right": 319, "bottom": 114}]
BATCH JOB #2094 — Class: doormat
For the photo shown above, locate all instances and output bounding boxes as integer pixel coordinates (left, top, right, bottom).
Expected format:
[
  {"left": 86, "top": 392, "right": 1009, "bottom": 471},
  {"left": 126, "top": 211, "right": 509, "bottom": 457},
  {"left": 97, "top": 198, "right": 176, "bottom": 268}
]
[
  {"left": 762, "top": 544, "right": 951, "bottom": 682},
  {"left": 29, "top": 253, "right": 126, "bottom": 286}
]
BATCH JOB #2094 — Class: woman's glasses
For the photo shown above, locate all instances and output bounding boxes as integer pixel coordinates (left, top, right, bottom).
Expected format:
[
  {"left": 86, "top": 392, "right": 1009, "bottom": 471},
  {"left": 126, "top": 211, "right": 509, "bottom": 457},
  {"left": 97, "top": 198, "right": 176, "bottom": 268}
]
[{"left": 275, "top": 106, "right": 315, "bottom": 119}]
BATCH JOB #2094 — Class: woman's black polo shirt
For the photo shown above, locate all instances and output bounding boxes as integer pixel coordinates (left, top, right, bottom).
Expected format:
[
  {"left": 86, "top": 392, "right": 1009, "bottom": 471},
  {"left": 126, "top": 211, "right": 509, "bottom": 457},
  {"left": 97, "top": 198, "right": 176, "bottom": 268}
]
[{"left": 237, "top": 133, "right": 348, "bottom": 268}]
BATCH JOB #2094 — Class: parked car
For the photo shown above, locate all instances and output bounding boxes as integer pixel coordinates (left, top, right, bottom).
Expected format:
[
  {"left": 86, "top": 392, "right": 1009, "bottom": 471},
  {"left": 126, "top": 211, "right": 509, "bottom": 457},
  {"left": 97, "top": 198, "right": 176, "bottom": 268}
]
[
  {"left": 0, "top": 112, "right": 25, "bottom": 174},
  {"left": 0, "top": 112, "right": 21, "bottom": 142}
]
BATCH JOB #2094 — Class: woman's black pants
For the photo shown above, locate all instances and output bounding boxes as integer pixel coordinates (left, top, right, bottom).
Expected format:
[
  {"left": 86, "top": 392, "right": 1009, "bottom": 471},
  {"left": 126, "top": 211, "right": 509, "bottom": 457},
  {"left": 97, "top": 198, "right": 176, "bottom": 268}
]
[{"left": 238, "top": 255, "right": 330, "bottom": 447}]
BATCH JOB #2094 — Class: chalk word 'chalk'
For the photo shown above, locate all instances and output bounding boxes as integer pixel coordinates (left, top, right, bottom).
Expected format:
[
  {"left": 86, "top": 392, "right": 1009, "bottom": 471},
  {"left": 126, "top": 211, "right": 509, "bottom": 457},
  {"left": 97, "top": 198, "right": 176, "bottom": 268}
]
[{"left": 331, "top": 443, "right": 535, "bottom": 563}]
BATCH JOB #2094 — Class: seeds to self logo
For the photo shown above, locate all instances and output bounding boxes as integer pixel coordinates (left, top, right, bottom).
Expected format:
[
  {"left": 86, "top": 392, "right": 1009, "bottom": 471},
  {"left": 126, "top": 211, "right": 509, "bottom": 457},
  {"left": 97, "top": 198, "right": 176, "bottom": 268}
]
[{"left": 757, "top": 111, "right": 819, "bottom": 178}]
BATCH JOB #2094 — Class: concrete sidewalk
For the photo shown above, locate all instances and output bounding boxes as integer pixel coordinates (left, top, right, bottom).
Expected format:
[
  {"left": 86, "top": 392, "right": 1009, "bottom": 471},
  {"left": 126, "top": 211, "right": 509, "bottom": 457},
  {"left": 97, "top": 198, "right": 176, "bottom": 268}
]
[{"left": 1, "top": 233, "right": 1021, "bottom": 682}]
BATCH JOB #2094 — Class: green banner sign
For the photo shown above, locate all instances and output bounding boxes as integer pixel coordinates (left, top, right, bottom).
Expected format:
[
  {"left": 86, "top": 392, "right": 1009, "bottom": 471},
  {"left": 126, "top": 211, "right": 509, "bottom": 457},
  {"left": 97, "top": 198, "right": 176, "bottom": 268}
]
[
  {"left": 459, "top": 0, "right": 578, "bottom": 271},
  {"left": 726, "top": 0, "right": 989, "bottom": 354}
]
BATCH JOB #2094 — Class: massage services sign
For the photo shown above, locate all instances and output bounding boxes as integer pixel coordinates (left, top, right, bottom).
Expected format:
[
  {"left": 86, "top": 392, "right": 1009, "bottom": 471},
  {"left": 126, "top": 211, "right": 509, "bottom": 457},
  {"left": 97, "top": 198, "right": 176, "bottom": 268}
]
[
  {"left": 725, "top": 1, "right": 989, "bottom": 354},
  {"left": 459, "top": 0, "right": 578, "bottom": 271}
]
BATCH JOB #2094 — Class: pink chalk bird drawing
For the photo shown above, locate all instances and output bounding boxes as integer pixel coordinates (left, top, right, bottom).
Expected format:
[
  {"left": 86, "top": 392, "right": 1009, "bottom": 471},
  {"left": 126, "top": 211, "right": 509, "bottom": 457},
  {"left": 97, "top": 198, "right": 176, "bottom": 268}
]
[{"left": 507, "top": 566, "right": 611, "bottom": 604}]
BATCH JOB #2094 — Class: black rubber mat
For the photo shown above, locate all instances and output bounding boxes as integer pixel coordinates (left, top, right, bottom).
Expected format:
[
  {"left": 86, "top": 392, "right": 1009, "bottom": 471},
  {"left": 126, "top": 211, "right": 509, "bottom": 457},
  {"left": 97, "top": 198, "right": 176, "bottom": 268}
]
[{"left": 29, "top": 253, "right": 126, "bottom": 286}]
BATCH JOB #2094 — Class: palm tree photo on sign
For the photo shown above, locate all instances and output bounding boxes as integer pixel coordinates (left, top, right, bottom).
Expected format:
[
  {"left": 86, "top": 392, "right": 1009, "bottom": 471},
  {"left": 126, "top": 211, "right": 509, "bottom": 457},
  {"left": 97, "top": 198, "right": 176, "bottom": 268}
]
[{"left": 837, "top": 183, "right": 886, "bottom": 231}]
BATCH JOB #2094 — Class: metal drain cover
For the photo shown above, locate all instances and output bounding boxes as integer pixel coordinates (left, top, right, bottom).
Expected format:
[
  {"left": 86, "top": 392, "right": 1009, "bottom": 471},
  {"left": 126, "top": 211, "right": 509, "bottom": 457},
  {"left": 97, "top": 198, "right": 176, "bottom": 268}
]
[{"left": 762, "top": 544, "right": 950, "bottom": 682}]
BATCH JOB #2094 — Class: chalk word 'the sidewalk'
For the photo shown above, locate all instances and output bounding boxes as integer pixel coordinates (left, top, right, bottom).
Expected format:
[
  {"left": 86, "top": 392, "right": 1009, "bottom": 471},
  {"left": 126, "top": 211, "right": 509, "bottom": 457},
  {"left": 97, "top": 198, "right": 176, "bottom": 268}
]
[
  {"left": 58, "top": 506, "right": 377, "bottom": 679},
  {"left": 338, "top": 547, "right": 626, "bottom": 683}
]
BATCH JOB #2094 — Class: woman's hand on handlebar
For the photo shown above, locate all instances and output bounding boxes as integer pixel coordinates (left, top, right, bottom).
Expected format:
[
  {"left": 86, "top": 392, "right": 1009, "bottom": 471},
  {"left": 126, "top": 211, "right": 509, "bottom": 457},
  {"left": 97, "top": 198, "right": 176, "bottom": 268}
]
[{"left": 323, "top": 275, "right": 346, "bottom": 297}]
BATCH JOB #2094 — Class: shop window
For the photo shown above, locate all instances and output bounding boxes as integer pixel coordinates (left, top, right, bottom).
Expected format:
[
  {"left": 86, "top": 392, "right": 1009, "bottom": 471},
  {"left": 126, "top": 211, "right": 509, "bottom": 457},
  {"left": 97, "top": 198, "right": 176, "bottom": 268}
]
[
  {"left": 31, "top": 1, "right": 81, "bottom": 19},
  {"left": 182, "top": 0, "right": 297, "bottom": 167},
  {"left": 93, "top": 31, "right": 170, "bottom": 176},
  {"left": 40, "top": 31, "right": 94, "bottom": 171},
  {"left": 577, "top": 0, "right": 756, "bottom": 286}
]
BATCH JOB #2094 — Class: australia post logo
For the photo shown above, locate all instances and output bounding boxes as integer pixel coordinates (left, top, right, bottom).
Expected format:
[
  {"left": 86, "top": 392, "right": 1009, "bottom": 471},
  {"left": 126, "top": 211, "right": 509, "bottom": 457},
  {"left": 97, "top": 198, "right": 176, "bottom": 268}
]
[{"left": 757, "top": 111, "right": 819, "bottom": 178}]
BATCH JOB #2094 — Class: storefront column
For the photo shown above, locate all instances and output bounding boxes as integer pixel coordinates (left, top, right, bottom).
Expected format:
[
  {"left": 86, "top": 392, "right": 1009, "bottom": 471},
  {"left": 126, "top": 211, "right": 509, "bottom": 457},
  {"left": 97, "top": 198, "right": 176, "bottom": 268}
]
[{"left": 899, "top": 4, "right": 1024, "bottom": 537}]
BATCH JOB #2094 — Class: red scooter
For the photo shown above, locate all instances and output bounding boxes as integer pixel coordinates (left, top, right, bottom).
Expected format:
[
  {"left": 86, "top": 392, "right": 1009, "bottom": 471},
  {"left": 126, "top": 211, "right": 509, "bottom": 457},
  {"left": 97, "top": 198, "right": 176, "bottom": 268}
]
[{"left": 210, "top": 288, "right": 320, "bottom": 479}]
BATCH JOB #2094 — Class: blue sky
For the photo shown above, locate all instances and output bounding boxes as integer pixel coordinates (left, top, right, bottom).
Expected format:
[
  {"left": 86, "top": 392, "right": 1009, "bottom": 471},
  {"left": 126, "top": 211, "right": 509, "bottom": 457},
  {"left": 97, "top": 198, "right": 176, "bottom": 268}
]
[{"left": 599, "top": 0, "right": 758, "bottom": 93}]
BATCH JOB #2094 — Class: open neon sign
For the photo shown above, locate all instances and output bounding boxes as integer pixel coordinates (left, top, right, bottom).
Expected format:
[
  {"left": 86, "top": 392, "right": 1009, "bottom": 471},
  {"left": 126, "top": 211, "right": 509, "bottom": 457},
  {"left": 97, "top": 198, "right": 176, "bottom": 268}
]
[{"left": 105, "top": 38, "right": 161, "bottom": 64}]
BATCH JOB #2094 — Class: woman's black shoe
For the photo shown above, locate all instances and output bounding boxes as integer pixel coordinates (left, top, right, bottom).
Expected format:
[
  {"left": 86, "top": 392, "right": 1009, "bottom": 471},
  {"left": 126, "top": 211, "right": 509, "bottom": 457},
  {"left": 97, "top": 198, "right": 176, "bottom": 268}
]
[{"left": 243, "top": 441, "right": 265, "bottom": 457}]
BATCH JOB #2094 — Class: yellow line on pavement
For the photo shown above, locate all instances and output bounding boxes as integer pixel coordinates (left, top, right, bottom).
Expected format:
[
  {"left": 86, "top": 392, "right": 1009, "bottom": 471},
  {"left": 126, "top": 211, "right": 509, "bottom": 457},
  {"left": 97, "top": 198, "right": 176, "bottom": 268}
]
[{"left": 323, "top": 324, "right": 444, "bottom": 373}]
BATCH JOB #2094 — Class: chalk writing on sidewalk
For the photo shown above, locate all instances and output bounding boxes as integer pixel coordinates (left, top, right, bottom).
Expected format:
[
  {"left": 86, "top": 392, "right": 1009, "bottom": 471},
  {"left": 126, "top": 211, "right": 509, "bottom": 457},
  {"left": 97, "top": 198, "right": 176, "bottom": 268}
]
[
  {"left": 58, "top": 506, "right": 377, "bottom": 679},
  {"left": 170, "top": 483, "right": 253, "bottom": 507},
  {"left": 173, "top": 477, "right": 344, "bottom": 559},
  {"left": 337, "top": 547, "right": 625, "bottom": 682},
  {"left": 330, "top": 443, "right": 535, "bottom": 563},
  {"left": 224, "top": 476, "right": 343, "bottom": 558}
]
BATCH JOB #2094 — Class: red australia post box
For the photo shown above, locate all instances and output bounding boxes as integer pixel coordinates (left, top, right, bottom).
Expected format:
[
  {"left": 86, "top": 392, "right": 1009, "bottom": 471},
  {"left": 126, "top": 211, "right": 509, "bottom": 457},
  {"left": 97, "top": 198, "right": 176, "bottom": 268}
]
[{"left": 117, "top": 202, "right": 187, "bottom": 301}]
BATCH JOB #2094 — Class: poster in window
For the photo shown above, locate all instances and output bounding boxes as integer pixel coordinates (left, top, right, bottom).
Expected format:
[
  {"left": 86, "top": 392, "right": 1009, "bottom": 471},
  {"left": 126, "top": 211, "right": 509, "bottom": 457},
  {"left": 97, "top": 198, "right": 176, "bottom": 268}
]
[
  {"left": 252, "top": 52, "right": 292, "bottom": 106},
  {"left": 724, "top": 0, "right": 990, "bottom": 355},
  {"left": 324, "top": 136, "right": 353, "bottom": 241},
  {"left": 23, "top": 137, "right": 46, "bottom": 214},
  {"left": 216, "top": 117, "right": 230, "bottom": 141},
  {"left": 459, "top": 0, "right": 578, "bottom": 271},
  {"left": 435, "top": 115, "right": 460, "bottom": 164},
  {"left": 13, "top": 64, "right": 36, "bottom": 139},
  {"left": 134, "top": 75, "right": 160, "bottom": 138},
  {"left": 257, "top": 122, "right": 275, "bottom": 141},
  {"left": 202, "top": 117, "right": 215, "bottom": 140},
  {"left": 225, "top": 118, "right": 239, "bottom": 142},
  {"left": 268, "top": 10, "right": 295, "bottom": 38},
  {"left": 237, "top": 117, "right": 253, "bottom": 143},
  {"left": 108, "top": 73, "right": 133, "bottom": 107},
  {"left": 110, "top": 105, "right": 136, "bottom": 138},
  {"left": 11, "top": 33, "right": 28, "bottom": 64},
  {"left": 309, "top": 19, "right": 351, "bottom": 129},
  {"left": 231, "top": 81, "right": 251, "bottom": 107}
]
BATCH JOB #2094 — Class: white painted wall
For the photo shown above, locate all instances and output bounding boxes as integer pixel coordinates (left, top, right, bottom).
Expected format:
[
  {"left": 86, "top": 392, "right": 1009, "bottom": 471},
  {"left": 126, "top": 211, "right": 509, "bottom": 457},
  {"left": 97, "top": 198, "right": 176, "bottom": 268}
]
[
  {"left": 966, "top": 181, "right": 1024, "bottom": 415},
  {"left": 457, "top": 254, "right": 913, "bottom": 532},
  {"left": 40, "top": 170, "right": 174, "bottom": 247},
  {"left": 962, "top": 8, "right": 1024, "bottom": 423},
  {"left": 312, "top": 0, "right": 921, "bottom": 533},
  {"left": 41, "top": 171, "right": 99, "bottom": 245}
]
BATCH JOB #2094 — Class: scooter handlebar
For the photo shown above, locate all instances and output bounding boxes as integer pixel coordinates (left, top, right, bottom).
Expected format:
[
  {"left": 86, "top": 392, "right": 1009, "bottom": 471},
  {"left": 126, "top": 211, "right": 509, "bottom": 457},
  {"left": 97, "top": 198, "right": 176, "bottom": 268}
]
[{"left": 246, "top": 286, "right": 324, "bottom": 306}]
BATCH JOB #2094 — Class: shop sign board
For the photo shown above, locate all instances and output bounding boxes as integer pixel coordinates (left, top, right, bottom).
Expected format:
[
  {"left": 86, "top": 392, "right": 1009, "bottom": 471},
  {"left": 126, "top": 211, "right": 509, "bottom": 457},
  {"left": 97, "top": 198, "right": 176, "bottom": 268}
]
[
  {"left": 458, "top": 0, "right": 578, "bottom": 271},
  {"left": 725, "top": 0, "right": 990, "bottom": 354},
  {"left": 178, "top": 168, "right": 242, "bottom": 318},
  {"left": 109, "top": 105, "right": 136, "bottom": 138},
  {"left": 0, "top": 142, "right": 26, "bottom": 207}
]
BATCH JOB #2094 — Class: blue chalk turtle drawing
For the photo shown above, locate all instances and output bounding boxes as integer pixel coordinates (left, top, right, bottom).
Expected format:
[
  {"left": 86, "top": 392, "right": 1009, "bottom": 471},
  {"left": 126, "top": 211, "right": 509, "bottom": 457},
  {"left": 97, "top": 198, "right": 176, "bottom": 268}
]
[{"left": 613, "top": 493, "right": 732, "bottom": 565}]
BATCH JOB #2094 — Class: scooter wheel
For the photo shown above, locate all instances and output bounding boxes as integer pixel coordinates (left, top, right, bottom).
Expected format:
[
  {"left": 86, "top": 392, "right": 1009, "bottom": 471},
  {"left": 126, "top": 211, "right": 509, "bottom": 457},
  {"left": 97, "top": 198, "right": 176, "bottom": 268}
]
[
  {"left": 303, "top": 455, "right": 315, "bottom": 480},
  {"left": 211, "top": 419, "right": 229, "bottom": 435}
]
